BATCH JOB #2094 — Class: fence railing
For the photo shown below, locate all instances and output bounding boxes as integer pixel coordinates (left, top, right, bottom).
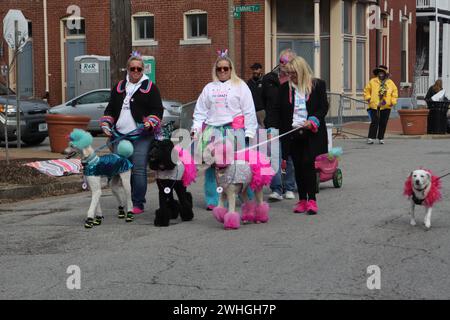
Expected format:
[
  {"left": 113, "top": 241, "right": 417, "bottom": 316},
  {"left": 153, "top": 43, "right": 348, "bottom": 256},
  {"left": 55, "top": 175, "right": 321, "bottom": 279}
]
[
  {"left": 180, "top": 94, "right": 370, "bottom": 135},
  {"left": 415, "top": 75, "right": 429, "bottom": 98},
  {"left": 326, "top": 92, "right": 369, "bottom": 134}
]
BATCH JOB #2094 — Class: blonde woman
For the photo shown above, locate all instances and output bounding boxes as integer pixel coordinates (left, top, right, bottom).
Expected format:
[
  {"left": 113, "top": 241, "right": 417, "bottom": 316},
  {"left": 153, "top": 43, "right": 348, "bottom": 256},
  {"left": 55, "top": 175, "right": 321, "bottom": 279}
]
[
  {"left": 191, "top": 50, "right": 258, "bottom": 210},
  {"left": 279, "top": 56, "right": 329, "bottom": 215}
]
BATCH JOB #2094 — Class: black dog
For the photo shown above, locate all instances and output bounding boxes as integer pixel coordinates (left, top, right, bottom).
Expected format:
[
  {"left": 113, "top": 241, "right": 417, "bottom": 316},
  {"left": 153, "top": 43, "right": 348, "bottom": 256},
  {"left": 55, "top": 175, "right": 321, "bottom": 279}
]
[{"left": 148, "top": 139, "right": 194, "bottom": 227}]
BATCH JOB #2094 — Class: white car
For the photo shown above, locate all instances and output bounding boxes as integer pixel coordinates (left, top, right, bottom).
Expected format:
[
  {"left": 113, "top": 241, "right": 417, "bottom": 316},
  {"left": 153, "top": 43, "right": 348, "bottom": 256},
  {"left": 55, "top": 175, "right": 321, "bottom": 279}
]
[{"left": 49, "top": 89, "right": 183, "bottom": 134}]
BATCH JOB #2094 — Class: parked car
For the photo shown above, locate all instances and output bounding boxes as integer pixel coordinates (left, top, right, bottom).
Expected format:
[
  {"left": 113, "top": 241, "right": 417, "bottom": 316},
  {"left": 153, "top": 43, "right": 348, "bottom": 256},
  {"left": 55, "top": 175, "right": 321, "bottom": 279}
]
[
  {"left": 0, "top": 82, "right": 49, "bottom": 146},
  {"left": 49, "top": 89, "right": 183, "bottom": 134}
]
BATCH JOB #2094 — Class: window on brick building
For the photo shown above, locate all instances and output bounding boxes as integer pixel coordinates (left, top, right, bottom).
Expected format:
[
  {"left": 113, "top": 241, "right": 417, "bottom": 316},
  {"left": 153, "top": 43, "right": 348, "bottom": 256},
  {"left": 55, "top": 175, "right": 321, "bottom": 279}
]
[
  {"left": 134, "top": 15, "right": 154, "bottom": 40},
  {"left": 65, "top": 18, "right": 85, "bottom": 36},
  {"left": 132, "top": 13, "right": 157, "bottom": 46},
  {"left": 187, "top": 13, "right": 207, "bottom": 38},
  {"left": 180, "top": 10, "right": 211, "bottom": 45}
]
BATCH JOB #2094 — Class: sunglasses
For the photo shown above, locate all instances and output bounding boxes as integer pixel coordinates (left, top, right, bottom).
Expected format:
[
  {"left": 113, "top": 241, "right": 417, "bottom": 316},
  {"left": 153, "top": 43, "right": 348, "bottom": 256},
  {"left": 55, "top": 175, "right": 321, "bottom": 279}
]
[
  {"left": 279, "top": 56, "right": 290, "bottom": 65},
  {"left": 216, "top": 66, "right": 231, "bottom": 72},
  {"left": 129, "top": 67, "right": 143, "bottom": 72}
]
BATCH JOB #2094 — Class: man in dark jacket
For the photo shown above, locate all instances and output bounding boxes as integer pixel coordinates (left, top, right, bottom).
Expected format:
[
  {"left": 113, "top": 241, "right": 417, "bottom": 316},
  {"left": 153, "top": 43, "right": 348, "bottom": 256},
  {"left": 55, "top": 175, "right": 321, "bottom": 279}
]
[{"left": 247, "top": 63, "right": 265, "bottom": 127}]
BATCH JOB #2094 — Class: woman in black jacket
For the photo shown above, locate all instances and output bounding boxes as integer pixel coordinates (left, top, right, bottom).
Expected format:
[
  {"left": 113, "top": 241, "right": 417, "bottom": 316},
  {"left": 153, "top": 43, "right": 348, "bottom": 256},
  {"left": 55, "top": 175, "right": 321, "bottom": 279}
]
[
  {"left": 100, "top": 54, "right": 164, "bottom": 218},
  {"left": 279, "top": 56, "right": 329, "bottom": 215}
]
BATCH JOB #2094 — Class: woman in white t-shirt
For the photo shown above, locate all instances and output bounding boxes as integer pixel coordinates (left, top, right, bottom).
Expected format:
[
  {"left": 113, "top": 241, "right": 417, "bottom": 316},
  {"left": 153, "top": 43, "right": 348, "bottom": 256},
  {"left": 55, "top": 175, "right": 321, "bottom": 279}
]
[{"left": 191, "top": 51, "right": 258, "bottom": 210}]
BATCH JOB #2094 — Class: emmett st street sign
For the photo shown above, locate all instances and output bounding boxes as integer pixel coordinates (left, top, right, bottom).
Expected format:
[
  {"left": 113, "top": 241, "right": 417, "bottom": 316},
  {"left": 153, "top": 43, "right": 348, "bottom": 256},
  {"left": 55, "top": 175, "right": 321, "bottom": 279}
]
[{"left": 234, "top": 4, "right": 261, "bottom": 18}]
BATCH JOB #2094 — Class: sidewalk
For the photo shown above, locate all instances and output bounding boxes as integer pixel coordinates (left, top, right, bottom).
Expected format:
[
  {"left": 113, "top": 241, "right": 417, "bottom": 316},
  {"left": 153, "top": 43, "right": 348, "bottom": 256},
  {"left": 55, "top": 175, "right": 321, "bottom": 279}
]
[{"left": 339, "top": 118, "right": 450, "bottom": 140}]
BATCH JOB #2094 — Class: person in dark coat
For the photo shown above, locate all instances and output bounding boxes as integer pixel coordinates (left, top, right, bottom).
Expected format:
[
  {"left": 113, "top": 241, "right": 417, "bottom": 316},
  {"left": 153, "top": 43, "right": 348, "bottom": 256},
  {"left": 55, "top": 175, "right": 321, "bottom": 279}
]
[
  {"left": 279, "top": 56, "right": 329, "bottom": 215},
  {"left": 261, "top": 49, "right": 298, "bottom": 201},
  {"left": 425, "top": 79, "right": 443, "bottom": 107},
  {"left": 100, "top": 53, "right": 164, "bottom": 217},
  {"left": 247, "top": 63, "right": 265, "bottom": 127}
]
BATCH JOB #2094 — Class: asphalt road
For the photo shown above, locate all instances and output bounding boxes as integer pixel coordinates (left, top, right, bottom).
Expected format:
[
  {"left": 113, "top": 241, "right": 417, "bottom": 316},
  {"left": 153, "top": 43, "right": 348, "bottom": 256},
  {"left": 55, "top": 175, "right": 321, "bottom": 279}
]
[{"left": 1, "top": 138, "right": 450, "bottom": 300}]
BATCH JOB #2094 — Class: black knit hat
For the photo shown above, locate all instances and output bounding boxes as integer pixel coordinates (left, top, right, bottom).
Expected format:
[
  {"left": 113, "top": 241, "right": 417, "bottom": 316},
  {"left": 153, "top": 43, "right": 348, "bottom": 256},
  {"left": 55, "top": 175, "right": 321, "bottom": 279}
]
[{"left": 250, "top": 63, "right": 263, "bottom": 70}]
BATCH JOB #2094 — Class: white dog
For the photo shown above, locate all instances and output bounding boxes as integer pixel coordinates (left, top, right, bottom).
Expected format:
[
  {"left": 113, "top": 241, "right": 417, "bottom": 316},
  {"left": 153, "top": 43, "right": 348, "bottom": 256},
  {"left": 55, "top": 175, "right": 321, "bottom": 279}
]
[
  {"left": 68, "top": 129, "right": 134, "bottom": 228},
  {"left": 403, "top": 169, "right": 442, "bottom": 229},
  {"left": 204, "top": 139, "right": 274, "bottom": 230}
]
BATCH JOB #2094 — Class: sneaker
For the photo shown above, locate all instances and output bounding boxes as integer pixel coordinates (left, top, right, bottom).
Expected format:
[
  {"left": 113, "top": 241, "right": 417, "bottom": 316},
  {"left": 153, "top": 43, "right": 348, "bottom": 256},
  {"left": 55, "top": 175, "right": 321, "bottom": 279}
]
[
  {"left": 379, "top": 139, "right": 384, "bottom": 144},
  {"left": 93, "top": 216, "right": 104, "bottom": 226},
  {"left": 206, "top": 205, "right": 216, "bottom": 211},
  {"left": 125, "top": 212, "right": 135, "bottom": 222},
  {"left": 117, "top": 206, "right": 126, "bottom": 219},
  {"left": 284, "top": 191, "right": 296, "bottom": 200},
  {"left": 131, "top": 207, "right": 144, "bottom": 215},
  {"left": 367, "top": 138, "right": 374, "bottom": 145},
  {"left": 269, "top": 192, "right": 283, "bottom": 201},
  {"left": 293, "top": 200, "right": 308, "bottom": 213},
  {"left": 84, "top": 218, "right": 94, "bottom": 229},
  {"left": 306, "top": 200, "right": 318, "bottom": 215}
]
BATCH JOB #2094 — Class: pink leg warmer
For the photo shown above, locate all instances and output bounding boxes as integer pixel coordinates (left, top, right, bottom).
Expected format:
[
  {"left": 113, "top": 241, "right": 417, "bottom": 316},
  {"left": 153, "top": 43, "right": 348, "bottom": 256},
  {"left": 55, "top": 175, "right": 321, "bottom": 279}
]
[
  {"left": 212, "top": 207, "right": 228, "bottom": 223},
  {"left": 224, "top": 212, "right": 241, "bottom": 230},
  {"left": 254, "top": 202, "right": 270, "bottom": 224},
  {"left": 241, "top": 201, "right": 257, "bottom": 224}
]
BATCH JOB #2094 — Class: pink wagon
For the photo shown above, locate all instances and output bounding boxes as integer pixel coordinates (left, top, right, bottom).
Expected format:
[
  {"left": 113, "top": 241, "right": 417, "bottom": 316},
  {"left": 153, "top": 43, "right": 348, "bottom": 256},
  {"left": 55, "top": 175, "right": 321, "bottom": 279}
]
[{"left": 314, "top": 153, "right": 343, "bottom": 192}]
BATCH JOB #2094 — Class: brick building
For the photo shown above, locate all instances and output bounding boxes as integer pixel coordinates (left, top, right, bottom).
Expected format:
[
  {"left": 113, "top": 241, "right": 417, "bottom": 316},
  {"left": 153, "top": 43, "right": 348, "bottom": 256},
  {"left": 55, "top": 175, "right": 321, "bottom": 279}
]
[{"left": 0, "top": 0, "right": 416, "bottom": 110}]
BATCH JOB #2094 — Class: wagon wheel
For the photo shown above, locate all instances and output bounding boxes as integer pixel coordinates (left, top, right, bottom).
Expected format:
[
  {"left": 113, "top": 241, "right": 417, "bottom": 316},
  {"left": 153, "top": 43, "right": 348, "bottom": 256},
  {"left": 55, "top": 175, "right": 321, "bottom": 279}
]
[
  {"left": 333, "top": 168, "right": 343, "bottom": 188},
  {"left": 316, "top": 171, "right": 321, "bottom": 194}
]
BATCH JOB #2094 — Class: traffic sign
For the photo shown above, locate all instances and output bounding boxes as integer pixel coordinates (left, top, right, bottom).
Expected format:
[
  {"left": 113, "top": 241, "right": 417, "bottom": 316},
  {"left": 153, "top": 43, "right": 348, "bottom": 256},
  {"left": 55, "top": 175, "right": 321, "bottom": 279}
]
[
  {"left": 3, "top": 9, "right": 29, "bottom": 50},
  {"left": 234, "top": 4, "right": 261, "bottom": 19}
]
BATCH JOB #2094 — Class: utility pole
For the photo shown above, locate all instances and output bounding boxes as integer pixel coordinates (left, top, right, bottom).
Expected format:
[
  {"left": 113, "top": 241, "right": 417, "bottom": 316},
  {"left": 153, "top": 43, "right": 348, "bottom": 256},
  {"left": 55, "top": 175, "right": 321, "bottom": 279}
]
[
  {"left": 228, "top": 0, "right": 235, "bottom": 62},
  {"left": 110, "top": 0, "right": 131, "bottom": 86},
  {"left": 240, "top": 0, "right": 245, "bottom": 78}
]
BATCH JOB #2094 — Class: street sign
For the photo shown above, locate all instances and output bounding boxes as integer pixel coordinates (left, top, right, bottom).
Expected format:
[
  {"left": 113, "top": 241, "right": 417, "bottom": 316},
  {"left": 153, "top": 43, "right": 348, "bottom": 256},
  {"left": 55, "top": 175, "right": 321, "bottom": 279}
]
[
  {"left": 3, "top": 9, "right": 29, "bottom": 50},
  {"left": 234, "top": 4, "right": 261, "bottom": 19}
]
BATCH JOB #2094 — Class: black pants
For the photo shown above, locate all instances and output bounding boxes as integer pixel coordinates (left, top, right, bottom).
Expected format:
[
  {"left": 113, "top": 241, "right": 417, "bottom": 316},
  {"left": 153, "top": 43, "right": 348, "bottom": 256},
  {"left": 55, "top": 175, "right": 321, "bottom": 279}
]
[
  {"left": 289, "top": 133, "right": 317, "bottom": 200},
  {"left": 368, "top": 108, "right": 391, "bottom": 140}
]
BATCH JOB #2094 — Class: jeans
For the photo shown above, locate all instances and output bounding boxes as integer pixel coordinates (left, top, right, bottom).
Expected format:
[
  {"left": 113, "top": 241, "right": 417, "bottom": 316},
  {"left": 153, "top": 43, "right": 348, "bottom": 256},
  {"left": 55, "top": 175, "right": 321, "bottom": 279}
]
[
  {"left": 270, "top": 155, "right": 297, "bottom": 195},
  {"left": 129, "top": 134, "right": 154, "bottom": 209}
]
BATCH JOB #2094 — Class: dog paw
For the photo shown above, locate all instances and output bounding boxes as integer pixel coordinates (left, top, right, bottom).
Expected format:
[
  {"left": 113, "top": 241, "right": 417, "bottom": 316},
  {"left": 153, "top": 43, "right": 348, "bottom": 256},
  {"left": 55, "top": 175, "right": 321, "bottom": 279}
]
[
  {"left": 424, "top": 221, "right": 431, "bottom": 230},
  {"left": 410, "top": 219, "right": 416, "bottom": 226}
]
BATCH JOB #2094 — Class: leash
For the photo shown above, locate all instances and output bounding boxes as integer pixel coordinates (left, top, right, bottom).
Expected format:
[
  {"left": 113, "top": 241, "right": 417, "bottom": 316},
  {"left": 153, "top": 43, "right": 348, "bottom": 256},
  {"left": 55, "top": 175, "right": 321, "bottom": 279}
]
[
  {"left": 94, "top": 124, "right": 145, "bottom": 153},
  {"left": 438, "top": 172, "right": 450, "bottom": 180}
]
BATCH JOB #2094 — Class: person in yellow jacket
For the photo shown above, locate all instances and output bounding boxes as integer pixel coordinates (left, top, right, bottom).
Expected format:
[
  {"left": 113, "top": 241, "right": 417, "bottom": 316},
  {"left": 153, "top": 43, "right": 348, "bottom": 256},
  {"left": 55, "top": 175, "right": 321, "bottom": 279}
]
[{"left": 364, "top": 65, "right": 398, "bottom": 144}]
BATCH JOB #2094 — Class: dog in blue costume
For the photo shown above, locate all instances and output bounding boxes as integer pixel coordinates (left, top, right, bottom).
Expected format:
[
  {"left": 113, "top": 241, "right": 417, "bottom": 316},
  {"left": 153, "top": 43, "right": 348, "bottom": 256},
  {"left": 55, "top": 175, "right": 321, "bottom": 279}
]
[{"left": 68, "top": 129, "right": 134, "bottom": 228}]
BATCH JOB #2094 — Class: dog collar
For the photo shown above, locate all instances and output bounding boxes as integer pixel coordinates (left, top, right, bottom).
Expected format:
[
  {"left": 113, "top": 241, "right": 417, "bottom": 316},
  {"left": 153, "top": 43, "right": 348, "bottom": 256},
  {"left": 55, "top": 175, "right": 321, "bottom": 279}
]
[{"left": 82, "top": 154, "right": 99, "bottom": 167}]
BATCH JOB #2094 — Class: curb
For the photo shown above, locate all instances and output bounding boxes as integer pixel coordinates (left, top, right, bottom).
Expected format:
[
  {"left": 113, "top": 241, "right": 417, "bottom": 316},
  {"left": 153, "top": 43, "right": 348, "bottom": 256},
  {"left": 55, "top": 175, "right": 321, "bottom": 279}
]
[
  {"left": 0, "top": 172, "right": 162, "bottom": 204},
  {"left": 0, "top": 177, "right": 84, "bottom": 204}
]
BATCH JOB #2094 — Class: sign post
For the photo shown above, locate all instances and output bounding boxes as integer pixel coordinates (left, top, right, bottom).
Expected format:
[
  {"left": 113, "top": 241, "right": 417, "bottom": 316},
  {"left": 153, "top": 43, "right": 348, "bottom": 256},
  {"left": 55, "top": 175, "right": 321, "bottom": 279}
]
[
  {"left": 14, "top": 20, "right": 21, "bottom": 149},
  {"left": 3, "top": 9, "right": 29, "bottom": 149},
  {"left": 1, "top": 62, "right": 10, "bottom": 164}
]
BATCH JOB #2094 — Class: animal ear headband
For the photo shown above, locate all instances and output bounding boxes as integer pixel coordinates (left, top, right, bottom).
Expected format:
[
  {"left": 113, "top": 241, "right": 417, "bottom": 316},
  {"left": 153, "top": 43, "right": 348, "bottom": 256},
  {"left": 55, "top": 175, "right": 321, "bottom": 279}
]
[
  {"left": 130, "top": 51, "right": 142, "bottom": 58},
  {"left": 217, "top": 49, "right": 229, "bottom": 58}
]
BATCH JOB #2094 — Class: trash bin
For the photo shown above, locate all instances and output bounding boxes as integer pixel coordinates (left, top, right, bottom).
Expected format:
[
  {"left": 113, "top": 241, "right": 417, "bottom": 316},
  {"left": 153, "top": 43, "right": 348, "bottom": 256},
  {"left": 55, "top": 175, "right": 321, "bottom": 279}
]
[{"left": 427, "top": 101, "right": 450, "bottom": 134}]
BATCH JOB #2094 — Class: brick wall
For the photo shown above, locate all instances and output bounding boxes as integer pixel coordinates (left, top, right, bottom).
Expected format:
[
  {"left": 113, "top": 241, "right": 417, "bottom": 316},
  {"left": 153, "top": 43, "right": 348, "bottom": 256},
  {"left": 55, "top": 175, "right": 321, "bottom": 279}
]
[
  {"left": 0, "top": 0, "right": 267, "bottom": 105},
  {"left": 1, "top": 0, "right": 415, "bottom": 106},
  {"left": 0, "top": 0, "right": 110, "bottom": 106},
  {"left": 369, "top": 0, "right": 416, "bottom": 98},
  {"left": 132, "top": 0, "right": 265, "bottom": 103}
]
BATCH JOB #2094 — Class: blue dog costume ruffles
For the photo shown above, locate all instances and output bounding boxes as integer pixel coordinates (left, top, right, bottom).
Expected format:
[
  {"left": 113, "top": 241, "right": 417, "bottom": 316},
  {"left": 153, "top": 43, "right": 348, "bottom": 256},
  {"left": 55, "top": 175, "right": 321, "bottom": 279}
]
[{"left": 82, "top": 153, "right": 133, "bottom": 178}]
